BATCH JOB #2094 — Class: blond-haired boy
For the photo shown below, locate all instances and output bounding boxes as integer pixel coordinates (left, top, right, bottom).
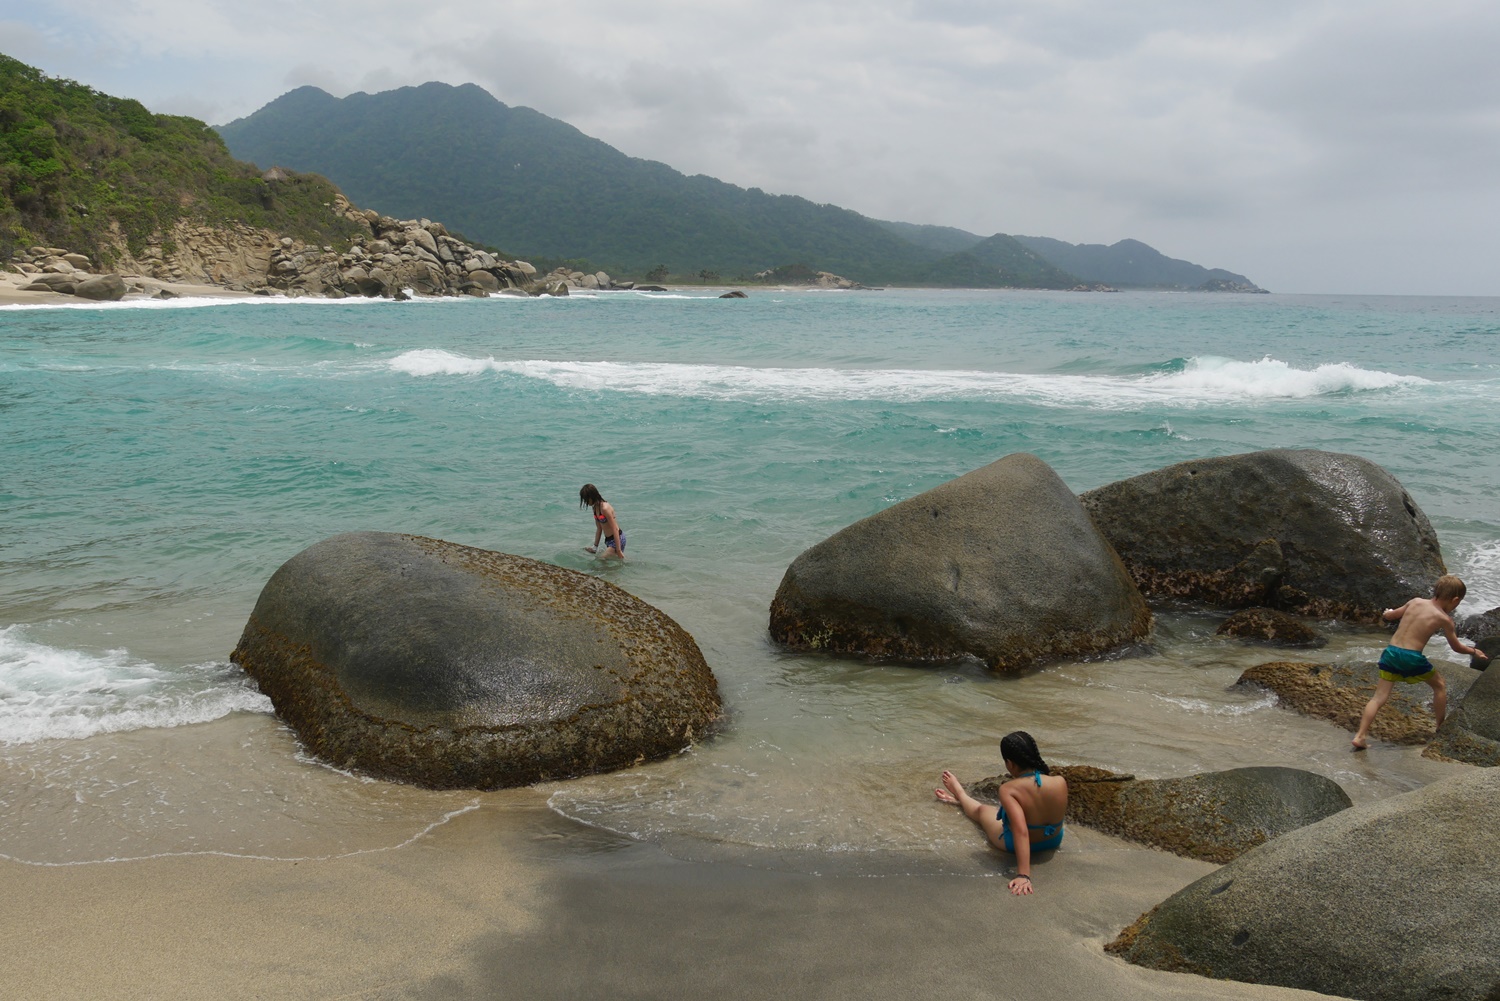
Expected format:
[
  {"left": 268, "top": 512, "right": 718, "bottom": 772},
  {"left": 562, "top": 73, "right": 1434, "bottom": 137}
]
[{"left": 1352, "top": 575, "right": 1490, "bottom": 750}]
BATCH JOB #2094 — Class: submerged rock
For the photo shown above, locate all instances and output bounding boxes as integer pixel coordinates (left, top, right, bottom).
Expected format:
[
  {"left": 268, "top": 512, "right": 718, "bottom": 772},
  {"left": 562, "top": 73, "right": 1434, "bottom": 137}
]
[
  {"left": 232, "top": 532, "right": 722, "bottom": 789},
  {"left": 1107, "top": 769, "right": 1500, "bottom": 1001},
  {"left": 1428, "top": 658, "right": 1500, "bottom": 766},
  {"left": 1056, "top": 764, "right": 1349, "bottom": 864},
  {"left": 1080, "top": 449, "right": 1446, "bottom": 620},
  {"left": 769, "top": 453, "right": 1151, "bottom": 671},
  {"left": 1215, "top": 607, "right": 1324, "bottom": 647}
]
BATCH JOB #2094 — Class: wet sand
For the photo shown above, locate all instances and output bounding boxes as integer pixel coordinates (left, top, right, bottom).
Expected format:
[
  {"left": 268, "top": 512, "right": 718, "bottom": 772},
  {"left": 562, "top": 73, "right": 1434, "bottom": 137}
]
[{"left": 0, "top": 799, "right": 1336, "bottom": 1001}]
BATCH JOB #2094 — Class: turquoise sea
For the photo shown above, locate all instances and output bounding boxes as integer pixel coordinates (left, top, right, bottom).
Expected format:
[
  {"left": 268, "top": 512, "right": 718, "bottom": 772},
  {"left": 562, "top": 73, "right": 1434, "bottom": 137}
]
[{"left": 2, "top": 288, "right": 1498, "bottom": 869}]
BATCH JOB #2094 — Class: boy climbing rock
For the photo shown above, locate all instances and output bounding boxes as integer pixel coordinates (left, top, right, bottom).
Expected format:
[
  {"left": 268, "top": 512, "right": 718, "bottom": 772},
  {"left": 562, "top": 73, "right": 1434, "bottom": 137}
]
[{"left": 1352, "top": 575, "right": 1489, "bottom": 749}]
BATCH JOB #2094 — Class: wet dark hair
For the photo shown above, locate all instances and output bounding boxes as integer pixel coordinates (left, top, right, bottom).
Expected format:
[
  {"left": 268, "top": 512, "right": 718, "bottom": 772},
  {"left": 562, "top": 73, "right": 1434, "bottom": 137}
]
[
  {"left": 579, "top": 483, "right": 603, "bottom": 507},
  {"left": 1000, "top": 731, "right": 1049, "bottom": 775}
]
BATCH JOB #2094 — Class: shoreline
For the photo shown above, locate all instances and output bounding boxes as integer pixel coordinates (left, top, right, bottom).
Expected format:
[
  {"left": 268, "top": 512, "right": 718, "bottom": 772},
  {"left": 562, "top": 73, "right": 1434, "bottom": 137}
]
[{"left": 0, "top": 798, "right": 1331, "bottom": 1001}]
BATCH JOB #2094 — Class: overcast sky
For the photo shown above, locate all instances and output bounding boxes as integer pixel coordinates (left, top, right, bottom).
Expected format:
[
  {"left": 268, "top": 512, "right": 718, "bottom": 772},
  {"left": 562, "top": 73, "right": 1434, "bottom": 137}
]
[{"left": 5, "top": 1, "right": 1498, "bottom": 294}]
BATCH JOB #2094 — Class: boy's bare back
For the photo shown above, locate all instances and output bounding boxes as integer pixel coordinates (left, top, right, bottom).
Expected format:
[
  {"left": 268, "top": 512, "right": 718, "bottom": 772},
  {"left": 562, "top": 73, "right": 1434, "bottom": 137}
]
[{"left": 1386, "top": 596, "right": 1462, "bottom": 652}]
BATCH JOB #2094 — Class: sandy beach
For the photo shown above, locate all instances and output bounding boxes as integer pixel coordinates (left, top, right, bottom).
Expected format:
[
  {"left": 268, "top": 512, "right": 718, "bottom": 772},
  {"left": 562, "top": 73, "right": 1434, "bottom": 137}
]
[
  {"left": 1, "top": 797, "right": 1338, "bottom": 1001},
  {"left": 0, "top": 270, "right": 256, "bottom": 306}
]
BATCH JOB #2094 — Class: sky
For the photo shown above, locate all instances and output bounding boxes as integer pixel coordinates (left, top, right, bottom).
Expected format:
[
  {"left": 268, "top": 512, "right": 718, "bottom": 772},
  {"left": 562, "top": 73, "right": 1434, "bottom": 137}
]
[{"left": 4, "top": 0, "right": 1498, "bottom": 295}]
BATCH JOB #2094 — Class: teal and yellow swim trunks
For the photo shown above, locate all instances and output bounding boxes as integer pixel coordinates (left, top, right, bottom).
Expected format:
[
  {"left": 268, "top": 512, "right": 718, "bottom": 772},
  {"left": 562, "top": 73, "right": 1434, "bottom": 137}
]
[{"left": 1378, "top": 645, "right": 1435, "bottom": 684}]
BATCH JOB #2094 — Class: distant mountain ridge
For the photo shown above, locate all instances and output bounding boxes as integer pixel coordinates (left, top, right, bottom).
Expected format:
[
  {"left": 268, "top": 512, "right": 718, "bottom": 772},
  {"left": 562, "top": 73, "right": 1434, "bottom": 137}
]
[
  {"left": 1011, "top": 236, "right": 1259, "bottom": 291},
  {"left": 216, "top": 81, "right": 1261, "bottom": 289}
]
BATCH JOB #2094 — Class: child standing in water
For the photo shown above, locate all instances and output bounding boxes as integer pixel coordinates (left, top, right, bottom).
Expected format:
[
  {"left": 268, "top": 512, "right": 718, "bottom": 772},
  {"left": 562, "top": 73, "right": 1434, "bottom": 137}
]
[
  {"left": 580, "top": 483, "right": 626, "bottom": 561},
  {"left": 1352, "top": 574, "right": 1488, "bottom": 750},
  {"left": 935, "top": 731, "right": 1067, "bottom": 896}
]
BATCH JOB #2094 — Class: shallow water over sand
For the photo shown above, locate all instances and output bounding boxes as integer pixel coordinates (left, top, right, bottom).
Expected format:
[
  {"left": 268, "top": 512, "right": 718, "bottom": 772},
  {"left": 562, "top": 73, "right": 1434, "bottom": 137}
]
[{"left": 1, "top": 289, "right": 1495, "bottom": 869}]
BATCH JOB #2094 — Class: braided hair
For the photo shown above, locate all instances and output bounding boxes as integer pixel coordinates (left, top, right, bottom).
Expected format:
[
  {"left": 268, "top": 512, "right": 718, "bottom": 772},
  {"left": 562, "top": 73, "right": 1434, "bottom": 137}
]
[{"left": 1000, "top": 731, "right": 1049, "bottom": 775}]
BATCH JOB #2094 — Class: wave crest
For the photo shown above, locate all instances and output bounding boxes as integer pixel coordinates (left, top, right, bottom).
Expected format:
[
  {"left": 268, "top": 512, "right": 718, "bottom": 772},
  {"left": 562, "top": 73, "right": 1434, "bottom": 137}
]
[{"left": 386, "top": 350, "right": 1428, "bottom": 407}]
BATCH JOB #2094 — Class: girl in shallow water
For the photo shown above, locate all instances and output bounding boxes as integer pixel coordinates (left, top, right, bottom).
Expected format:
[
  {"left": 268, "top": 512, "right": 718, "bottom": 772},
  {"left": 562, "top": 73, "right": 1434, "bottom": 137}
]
[
  {"left": 580, "top": 483, "right": 625, "bottom": 561},
  {"left": 935, "top": 730, "right": 1068, "bottom": 895}
]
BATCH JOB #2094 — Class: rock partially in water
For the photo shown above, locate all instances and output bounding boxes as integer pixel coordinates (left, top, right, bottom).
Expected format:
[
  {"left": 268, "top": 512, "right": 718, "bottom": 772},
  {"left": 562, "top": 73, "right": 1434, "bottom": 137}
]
[
  {"left": 1080, "top": 449, "right": 1446, "bottom": 620},
  {"left": 1456, "top": 606, "right": 1500, "bottom": 642},
  {"left": 1236, "top": 659, "right": 1475, "bottom": 745},
  {"left": 1427, "top": 657, "right": 1500, "bottom": 766},
  {"left": 1107, "top": 769, "right": 1500, "bottom": 1001},
  {"left": 1215, "top": 607, "right": 1325, "bottom": 647},
  {"left": 1056, "top": 764, "right": 1349, "bottom": 864},
  {"left": 232, "top": 532, "right": 723, "bottom": 789},
  {"left": 768, "top": 453, "right": 1152, "bottom": 671}
]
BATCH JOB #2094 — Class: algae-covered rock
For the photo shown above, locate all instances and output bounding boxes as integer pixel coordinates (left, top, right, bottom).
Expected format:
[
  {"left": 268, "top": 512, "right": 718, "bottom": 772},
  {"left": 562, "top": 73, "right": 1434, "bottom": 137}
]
[
  {"left": 1061, "top": 765, "right": 1348, "bottom": 863},
  {"left": 769, "top": 453, "right": 1151, "bottom": 671},
  {"left": 1236, "top": 659, "right": 1475, "bottom": 745},
  {"left": 1107, "top": 769, "right": 1500, "bottom": 1001},
  {"left": 232, "top": 532, "right": 722, "bottom": 789},
  {"left": 1215, "top": 607, "right": 1324, "bottom": 647},
  {"left": 1080, "top": 449, "right": 1446, "bottom": 620}
]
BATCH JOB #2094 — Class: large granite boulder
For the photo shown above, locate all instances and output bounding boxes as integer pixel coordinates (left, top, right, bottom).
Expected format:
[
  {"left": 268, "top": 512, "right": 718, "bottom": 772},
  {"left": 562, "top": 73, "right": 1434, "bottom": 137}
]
[
  {"left": 1080, "top": 449, "right": 1446, "bottom": 620},
  {"left": 768, "top": 453, "right": 1152, "bottom": 671},
  {"left": 1107, "top": 769, "right": 1500, "bottom": 1001},
  {"left": 1056, "top": 764, "right": 1349, "bottom": 863},
  {"left": 231, "top": 532, "right": 722, "bottom": 789},
  {"left": 1237, "top": 659, "right": 1477, "bottom": 745},
  {"left": 1428, "top": 659, "right": 1500, "bottom": 765}
]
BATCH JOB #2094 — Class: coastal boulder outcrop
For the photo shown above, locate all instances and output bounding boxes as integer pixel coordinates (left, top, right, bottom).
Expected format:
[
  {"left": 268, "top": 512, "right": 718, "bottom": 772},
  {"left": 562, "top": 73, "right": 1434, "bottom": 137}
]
[
  {"left": 231, "top": 532, "right": 723, "bottom": 789},
  {"left": 1080, "top": 449, "right": 1446, "bottom": 620},
  {"left": 768, "top": 453, "right": 1152, "bottom": 671},
  {"left": 1428, "top": 659, "right": 1500, "bottom": 766},
  {"left": 1107, "top": 769, "right": 1500, "bottom": 1001},
  {"left": 1214, "top": 607, "right": 1324, "bottom": 647},
  {"left": 72, "top": 274, "right": 128, "bottom": 301},
  {"left": 1053, "top": 765, "right": 1350, "bottom": 863},
  {"left": 1236, "top": 659, "right": 1473, "bottom": 745}
]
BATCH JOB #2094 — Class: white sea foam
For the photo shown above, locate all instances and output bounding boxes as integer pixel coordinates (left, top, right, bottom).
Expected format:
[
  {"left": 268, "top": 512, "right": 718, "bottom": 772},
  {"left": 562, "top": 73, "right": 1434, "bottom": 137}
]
[
  {"left": 0, "top": 626, "right": 270, "bottom": 745},
  {"left": 1457, "top": 540, "right": 1500, "bottom": 611},
  {"left": 386, "top": 350, "right": 1431, "bottom": 407}
]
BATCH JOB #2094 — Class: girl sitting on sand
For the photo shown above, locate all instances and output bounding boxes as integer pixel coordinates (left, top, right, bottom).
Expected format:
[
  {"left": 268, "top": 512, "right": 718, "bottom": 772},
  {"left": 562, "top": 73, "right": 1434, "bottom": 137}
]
[{"left": 935, "top": 730, "right": 1067, "bottom": 896}]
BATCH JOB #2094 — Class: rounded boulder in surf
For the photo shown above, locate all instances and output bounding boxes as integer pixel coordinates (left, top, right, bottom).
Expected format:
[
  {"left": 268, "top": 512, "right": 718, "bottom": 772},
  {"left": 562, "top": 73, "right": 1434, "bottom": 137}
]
[
  {"left": 232, "top": 532, "right": 722, "bottom": 789},
  {"left": 768, "top": 452, "right": 1151, "bottom": 671}
]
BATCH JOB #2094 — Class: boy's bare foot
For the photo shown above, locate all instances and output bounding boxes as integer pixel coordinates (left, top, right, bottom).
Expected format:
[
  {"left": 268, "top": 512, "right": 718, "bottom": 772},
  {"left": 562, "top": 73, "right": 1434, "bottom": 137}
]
[{"left": 1351, "top": 736, "right": 1369, "bottom": 750}]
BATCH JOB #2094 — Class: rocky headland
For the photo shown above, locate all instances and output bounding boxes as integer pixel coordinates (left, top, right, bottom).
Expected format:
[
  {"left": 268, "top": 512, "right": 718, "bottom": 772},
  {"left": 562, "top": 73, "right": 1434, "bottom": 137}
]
[{"left": 3, "top": 188, "right": 638, "bottom": 304}]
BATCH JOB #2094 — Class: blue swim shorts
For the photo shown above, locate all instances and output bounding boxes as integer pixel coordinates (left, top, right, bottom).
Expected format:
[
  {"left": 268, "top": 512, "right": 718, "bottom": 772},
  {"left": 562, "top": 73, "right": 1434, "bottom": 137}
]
[{"left": 1378, "top": 645, "right": 1435, "bottom": 684}]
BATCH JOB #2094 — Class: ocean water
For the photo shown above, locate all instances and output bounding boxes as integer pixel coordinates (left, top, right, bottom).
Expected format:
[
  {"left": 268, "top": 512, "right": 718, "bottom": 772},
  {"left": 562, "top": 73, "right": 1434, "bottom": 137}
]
[{"left": 2, "top": 288, "right": 1498, "bottom": 869}]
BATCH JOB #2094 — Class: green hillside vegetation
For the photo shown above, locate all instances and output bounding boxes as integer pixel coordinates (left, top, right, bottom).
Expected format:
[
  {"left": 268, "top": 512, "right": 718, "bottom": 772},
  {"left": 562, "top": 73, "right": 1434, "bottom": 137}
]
[
  {"left": 916, "top": 234, "right": 1079, "bottom": 289},
  {"left": 876, "top": 219, "right": 985, "bottom": 255},
  {"left": 1012, "top": 235, "right": 1257, "bottom": 290},
  {"left": 220, "top": 83, "right": 1067, "bottom": 287},
  {"left": 0, "top": 53, "right": 363, "bottom": 266}
]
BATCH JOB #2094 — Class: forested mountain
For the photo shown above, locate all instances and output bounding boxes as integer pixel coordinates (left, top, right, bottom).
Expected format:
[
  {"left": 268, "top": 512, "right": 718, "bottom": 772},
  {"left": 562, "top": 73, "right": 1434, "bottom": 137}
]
[
  {"left": 217, "top": 83, "right": 952, "bottom": 282},
  {"left": 0, "top": 54, "right": 362, "bottom": 265},
  {"left": 1012, "top": 236, "right": 1258, "bottom": 290},
  {"left": 876, "top": 219, "right": 986, "bottom": 255}
]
